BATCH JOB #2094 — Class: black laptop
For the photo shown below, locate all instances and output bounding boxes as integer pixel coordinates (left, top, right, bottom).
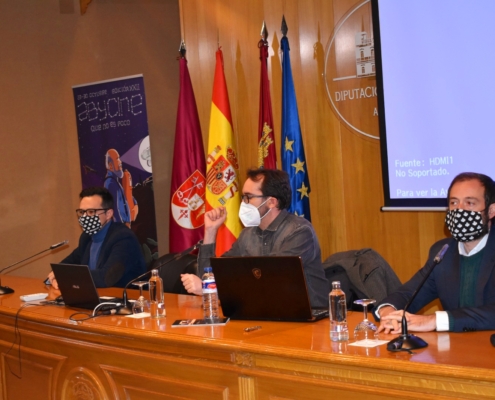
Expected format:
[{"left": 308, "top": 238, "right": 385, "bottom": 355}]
[
  {"left": 50, "top": 263, "right": 122, "bottom": 310},
  {"left": 210, "top": 256, "right": 328, "bottom": 322}
]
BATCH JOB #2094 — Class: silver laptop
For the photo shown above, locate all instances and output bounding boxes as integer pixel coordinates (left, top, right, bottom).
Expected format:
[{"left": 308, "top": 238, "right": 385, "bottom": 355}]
[
  {"left": 210, "top": 256, "right": 328, "bottom": 322},
  {"left": 50, "top": 263, "right": 121, "bottom": 310}
]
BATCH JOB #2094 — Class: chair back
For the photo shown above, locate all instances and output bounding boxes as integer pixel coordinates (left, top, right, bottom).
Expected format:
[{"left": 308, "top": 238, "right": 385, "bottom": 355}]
[{"left": 323, "top": 248, "right": 401, "bottom": 310}]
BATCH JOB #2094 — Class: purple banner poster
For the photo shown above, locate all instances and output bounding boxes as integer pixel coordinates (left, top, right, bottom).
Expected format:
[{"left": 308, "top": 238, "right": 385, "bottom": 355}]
[{"left": 72, "top": 75, "right": 158, "bottom": 266}]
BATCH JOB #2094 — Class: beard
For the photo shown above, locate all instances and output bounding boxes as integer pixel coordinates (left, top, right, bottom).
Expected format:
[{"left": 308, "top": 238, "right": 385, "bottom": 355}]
[{"left": 481, "top": 209, "right": 490, "bottom": 236}]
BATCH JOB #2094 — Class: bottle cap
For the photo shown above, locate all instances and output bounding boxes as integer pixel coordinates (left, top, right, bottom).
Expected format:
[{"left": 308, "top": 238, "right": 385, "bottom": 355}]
[{"left": 204, "top": 267, "right": 212, "bottom": 273}]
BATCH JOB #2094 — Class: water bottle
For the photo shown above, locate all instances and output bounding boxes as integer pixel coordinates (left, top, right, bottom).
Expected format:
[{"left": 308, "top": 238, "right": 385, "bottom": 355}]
[
  {"left": 149, "top": 269, "right": 166, "bottom": 318},
  {"left": 329, "top": 281, "right": 348, "bottom": 341},
  {"left": 202, "top": 267, "right": 219, "bottom": 320}
]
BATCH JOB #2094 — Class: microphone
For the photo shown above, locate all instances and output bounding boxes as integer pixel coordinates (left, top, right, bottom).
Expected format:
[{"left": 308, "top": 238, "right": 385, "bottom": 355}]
[
  {"left": 387, "top": 243, "right": 449, "bottom": 352},
  {"left": 50, "top": 240, "right": 69, "bottom": 250},
  {"left": 0, "top": 240, "right": 69, "bottom": 295},
  {"left": 116, "top": 241, "right": 201, "bottom": 315}
]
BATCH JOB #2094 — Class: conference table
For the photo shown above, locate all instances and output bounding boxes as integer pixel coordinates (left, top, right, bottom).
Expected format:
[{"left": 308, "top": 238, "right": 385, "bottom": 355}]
[{"left": 0, "top": 276, "right": 494, "bottom": 399}]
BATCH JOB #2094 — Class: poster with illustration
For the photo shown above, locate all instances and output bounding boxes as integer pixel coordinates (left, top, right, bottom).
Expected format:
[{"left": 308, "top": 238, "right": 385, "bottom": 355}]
[{"left": 72, "top": 75, "right": 158, "bottom": 266}]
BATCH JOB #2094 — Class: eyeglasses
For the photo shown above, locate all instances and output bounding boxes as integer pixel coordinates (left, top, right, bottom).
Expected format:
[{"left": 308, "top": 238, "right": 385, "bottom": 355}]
[
  {"left": 241, "top": 194, "right": 266, "bottom": 204},
  {"left": 76, "top": 208, "right": 109, "bottom": 217}
]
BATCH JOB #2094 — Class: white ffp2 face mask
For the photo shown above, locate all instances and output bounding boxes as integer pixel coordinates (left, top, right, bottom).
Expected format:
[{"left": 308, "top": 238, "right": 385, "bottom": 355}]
[{"left": 238, "top": 199, "right": 271, "bottom": 227}]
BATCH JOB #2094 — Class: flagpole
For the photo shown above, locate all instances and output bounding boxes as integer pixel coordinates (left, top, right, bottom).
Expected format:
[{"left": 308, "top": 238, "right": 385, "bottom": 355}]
[
  {"left": 179, "top": 0, "right": 186, "bottom": 44},
  {"left": 179, "top": 40, "right": 186, "bottom": 59},
  {"left": 281, "top": 15, "right": 288, "bottom": 37}
]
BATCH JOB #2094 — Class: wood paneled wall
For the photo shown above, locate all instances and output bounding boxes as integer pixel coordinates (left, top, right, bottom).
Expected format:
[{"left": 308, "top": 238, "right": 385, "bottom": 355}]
[
  {"left": 0, "top": 0, "right": 448, "bottom": 286},
  {"left": 180, "top": 0, "right": 447, "bottom": 282},
  {"left": 0, "top": 0, "right": 181, "bottom": 278}
]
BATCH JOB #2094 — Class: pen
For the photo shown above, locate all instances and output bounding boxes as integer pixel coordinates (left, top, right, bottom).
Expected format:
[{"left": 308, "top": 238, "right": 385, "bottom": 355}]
[{"left": 244, "top": 325, "right": 261, "bottom": 332}]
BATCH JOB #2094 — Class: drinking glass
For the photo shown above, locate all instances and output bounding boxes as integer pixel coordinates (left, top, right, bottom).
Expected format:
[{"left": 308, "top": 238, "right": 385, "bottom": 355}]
[
  {"left": 353, "top": 299, "right": 377, "bottom": 341},
  {"left": 132, "top": 281, "right": 150, "bottom": 314}
]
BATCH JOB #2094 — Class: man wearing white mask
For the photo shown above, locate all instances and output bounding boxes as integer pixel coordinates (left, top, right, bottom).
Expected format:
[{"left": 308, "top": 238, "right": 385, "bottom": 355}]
[{"left": 181, "top": 168, "right": 329, "bottom": 307}]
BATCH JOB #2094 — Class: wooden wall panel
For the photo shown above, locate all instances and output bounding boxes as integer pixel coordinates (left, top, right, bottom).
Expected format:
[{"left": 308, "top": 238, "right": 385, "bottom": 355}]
[
  {"left": 180, "top": 0, "right": 448, "bottom": 283},
  {"left": 0, "top": 0, "right": 450, "bottom": 285},
  {"left": 0, "top": 0, "right": 181, "bottom": 278}
]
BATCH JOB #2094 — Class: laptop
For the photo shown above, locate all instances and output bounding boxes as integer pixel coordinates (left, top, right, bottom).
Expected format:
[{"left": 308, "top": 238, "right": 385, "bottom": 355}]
[
  {"left": 210, "top": 256, "right": 329, "bottom": 322},
  {"left": 50, "top": 263, "right": 122, "bottom": 310}
]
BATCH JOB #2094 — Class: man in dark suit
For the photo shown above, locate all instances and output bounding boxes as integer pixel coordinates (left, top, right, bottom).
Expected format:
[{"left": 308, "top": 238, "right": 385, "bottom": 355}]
[
  {"left": 47, "top": 187, "right": 146, "bottom": 288},
  {"left": 376, "top": 172, "right": 495, "bottom": 333}
]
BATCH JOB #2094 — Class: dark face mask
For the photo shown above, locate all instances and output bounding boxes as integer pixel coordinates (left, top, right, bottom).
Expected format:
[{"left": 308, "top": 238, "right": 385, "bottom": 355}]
[
  {"left": 78, "top": 215, "right": 103, "bottom": 235},
  {"left": 445, "top": 208, "right": 487, "bottom": 242}
]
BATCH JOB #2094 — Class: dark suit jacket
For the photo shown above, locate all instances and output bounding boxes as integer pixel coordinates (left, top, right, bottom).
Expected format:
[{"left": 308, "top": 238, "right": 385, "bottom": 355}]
[
  {"left": 61, "top": 222, "right": 146, "bottom": 288},
  {"left": 375, "top": 226, "right": 495, "bottom": 332}
]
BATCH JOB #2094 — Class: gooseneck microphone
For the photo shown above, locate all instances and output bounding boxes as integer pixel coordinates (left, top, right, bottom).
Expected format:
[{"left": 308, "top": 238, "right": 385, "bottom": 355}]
[
  {"left": 49, "top": 241, "right": 69, "bottom": 250},
  {"left": 0, "top": 240, "right": 69, "bottom": 295},
  {"left": 387, "top": 243, "right": 449, "bottom": 352},
  {"left": 116, "top": 241, "right": 201, "bottom": 315}
]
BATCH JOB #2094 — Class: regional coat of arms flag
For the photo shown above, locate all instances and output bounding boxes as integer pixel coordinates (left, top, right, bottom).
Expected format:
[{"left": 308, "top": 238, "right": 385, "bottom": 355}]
[{"left": 169, "top": 56, "right": 206, "bottom": 252}]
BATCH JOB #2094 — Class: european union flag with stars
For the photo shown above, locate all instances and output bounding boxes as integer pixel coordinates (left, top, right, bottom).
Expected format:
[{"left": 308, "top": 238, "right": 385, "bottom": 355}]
[{"left": 280, "top": 34, "right": 311, "bottom": 222}]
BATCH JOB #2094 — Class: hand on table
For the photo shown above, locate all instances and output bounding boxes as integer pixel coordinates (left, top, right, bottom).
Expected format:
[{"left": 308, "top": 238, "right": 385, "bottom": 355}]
[{"left": 378, "top": 310, "right": 437, "bottom": 334}]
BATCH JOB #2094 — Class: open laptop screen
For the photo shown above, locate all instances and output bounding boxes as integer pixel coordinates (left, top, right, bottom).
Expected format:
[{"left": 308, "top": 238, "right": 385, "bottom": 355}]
[{"left": 50, "top": 263, "right": 119, "bottom": 309}]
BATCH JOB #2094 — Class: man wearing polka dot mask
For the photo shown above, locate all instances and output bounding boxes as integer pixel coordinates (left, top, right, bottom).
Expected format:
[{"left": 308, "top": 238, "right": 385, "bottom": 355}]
[
  {"left": 77, "top": 194, "right": 113, "bottom": 235},
  {"left": 46, "top": 187, "right": 146, "bottom": 290},
  {"left": 375, "top": 172, "right": 495, "bottom": 333}
]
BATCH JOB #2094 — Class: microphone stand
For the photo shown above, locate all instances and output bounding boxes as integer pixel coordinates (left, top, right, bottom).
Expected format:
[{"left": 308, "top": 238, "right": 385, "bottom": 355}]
[
  {"left": 387, "top": 244, "right": 449, "bottom": 352},
  {"left": 116, "top": 242, "right": 201, "bottom": 315},
  {"left": 0, "top": 240, "right": 69, "bottom": 295}
]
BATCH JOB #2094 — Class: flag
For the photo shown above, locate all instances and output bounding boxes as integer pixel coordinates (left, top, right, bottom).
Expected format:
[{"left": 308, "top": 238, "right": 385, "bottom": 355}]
[
  {"left": 257, "top": 37, "right": 277, "bottom": 169},
  {"left": 281, "top": 35, "right": 312, "bottom": 221},
  {"left": 169, "top": 57, "right": 206, "bottom": 253},
  {"left": 206, "top": 49, "right": 242, "bottom": 255}
]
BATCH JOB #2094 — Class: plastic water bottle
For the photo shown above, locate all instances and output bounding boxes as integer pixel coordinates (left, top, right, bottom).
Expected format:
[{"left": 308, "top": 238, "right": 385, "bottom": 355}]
[
  {"left": 329, "top": 281, "right": 348, "bottom": 341},
  {"left": 149, "top": 269, "right": 166, "bottom": 318},
  {"left": 202, "top": 267, "right": 219, "bottom": 320}
]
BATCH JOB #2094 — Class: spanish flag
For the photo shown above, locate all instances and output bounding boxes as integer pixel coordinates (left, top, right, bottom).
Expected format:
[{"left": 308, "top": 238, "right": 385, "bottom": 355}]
[{"left": 206, "top": 49, "right": 242, "bottom": 255}]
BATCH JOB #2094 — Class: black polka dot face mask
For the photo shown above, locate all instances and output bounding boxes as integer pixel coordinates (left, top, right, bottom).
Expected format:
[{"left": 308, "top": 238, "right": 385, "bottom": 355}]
[
  {"left": 78, "top": 215, "right": 103, "bottom": 236},
  {"left": 445, "top": 209, "right": 486, "bottom": 242}
]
